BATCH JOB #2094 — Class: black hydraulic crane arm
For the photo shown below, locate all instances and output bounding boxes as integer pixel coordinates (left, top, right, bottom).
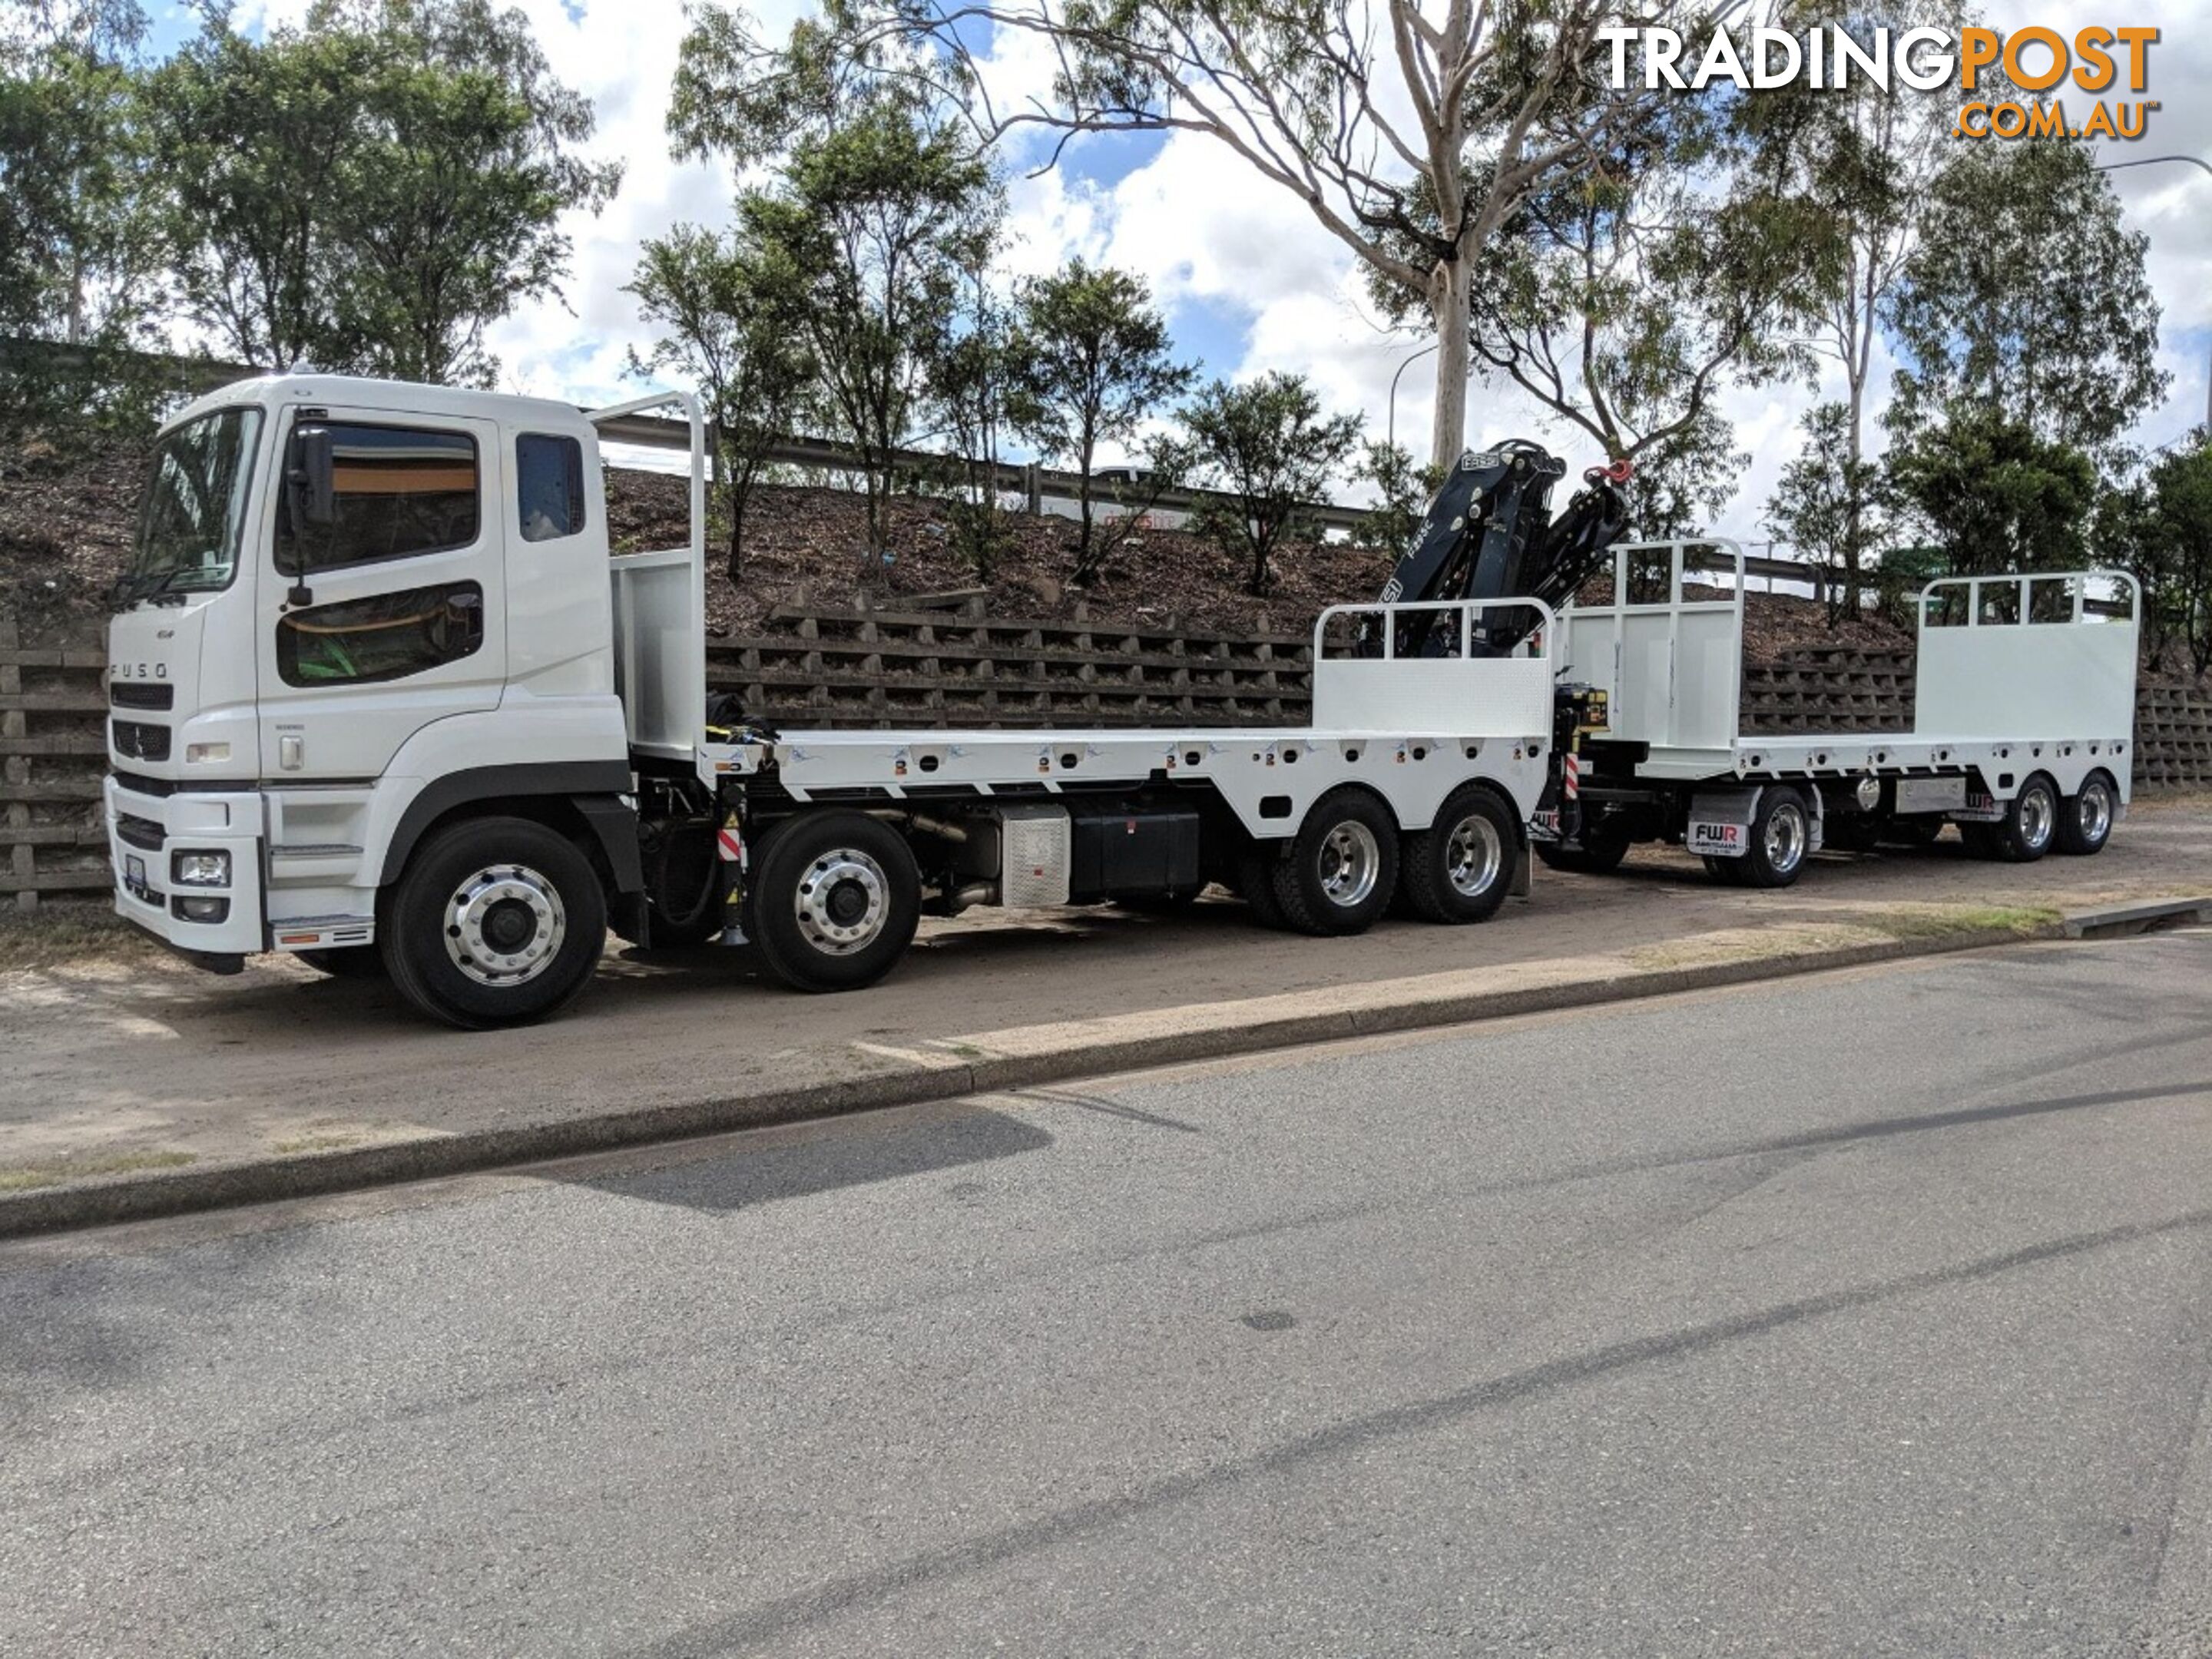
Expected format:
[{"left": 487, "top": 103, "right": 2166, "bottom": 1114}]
[{"left": 1373, "top": 440, "right": 1634, "bottom": 658}]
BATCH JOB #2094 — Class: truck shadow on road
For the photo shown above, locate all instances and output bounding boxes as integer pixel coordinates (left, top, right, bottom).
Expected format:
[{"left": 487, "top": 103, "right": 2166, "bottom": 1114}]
[{"left": 559, "top": 1104, "right": 1054, "bottom": 1217}]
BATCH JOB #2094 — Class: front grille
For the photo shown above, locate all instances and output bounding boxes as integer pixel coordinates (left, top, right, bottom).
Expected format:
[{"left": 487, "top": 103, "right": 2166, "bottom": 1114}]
[
  {"left": 115, "top": 813, "right": 165, "bottom": 852},
  {"left": 110, "top": 681, "right": 174, "bottom": 711},
  {"left": 111, "top": 768, "right": 176, "bottom": 797},
  {"left": 111, "top": 718, "right": 171, "bottom": 763}
]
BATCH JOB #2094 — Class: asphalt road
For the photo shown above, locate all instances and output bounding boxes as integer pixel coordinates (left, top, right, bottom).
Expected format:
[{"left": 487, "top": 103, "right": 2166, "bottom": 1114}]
[{"left": 5, "top": 931, "right": 2211, "bottom": 1657}]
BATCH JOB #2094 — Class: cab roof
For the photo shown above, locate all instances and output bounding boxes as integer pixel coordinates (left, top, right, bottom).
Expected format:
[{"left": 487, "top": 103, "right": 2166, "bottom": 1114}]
[{"left": 161, "top": 372, "right": 598, "bottom": 437}]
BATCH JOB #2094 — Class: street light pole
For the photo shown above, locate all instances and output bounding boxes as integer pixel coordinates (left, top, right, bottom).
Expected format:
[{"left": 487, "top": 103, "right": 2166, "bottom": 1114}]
[
  {"left": 2096, "top": 153, "right": 2212, "bottom": 433},
  {"left": 1386, "top": 341, "right": 1439, "bottom": 452}
]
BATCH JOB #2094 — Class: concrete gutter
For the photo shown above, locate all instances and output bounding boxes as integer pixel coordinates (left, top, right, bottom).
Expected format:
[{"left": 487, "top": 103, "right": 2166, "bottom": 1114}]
[
  {"left": 2062, "top": 896, "right": 2212, "bottom": 939},
  {"left": 0, "top": 903, "right": 2182, "bottom": 1240}
]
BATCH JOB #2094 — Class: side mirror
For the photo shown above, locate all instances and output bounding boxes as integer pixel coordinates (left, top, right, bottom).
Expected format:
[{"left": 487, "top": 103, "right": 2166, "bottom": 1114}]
[{"left": 286, "top": 425, "right": 336, "bottom": 528}]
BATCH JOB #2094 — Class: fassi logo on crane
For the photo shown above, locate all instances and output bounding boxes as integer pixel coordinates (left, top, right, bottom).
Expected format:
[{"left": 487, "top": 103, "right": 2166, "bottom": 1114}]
[{"left": 1597, "top": 22, "right": 2161, "bottom": 140}]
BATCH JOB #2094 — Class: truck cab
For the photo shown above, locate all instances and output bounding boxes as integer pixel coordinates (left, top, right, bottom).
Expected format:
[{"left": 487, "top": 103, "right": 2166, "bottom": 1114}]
[{"left": 105, "top": 374, "right": 677, "bottom": 1023}]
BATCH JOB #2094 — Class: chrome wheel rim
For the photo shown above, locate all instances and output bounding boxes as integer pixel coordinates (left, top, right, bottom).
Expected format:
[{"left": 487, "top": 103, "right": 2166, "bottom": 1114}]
[
  {"left": 2077, "top": 783, "right": 2111, "bottom": 844},
  {"left": 1445, "top": 813, "right": 1503, "bottom": 898},
  {"left": 1317, "top": 821, "right": 1381, "bottom": 908},
  {"left": 445, "top": 864, "right": 566, "bottom": 987},
  {"left": 1765, "top": 803, "right": 1806, "bottom": 875},
  {"left": 2019, "top": 785, "right": 2055, "bottom": 850},
  {"left": 795, "top": 849, "right": 889, "bottom": 955}
]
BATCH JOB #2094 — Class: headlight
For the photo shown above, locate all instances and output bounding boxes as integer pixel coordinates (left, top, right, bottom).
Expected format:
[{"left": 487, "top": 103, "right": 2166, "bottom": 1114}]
[{"left": 171, "top": 849, "right": 230, "bottom": 886}]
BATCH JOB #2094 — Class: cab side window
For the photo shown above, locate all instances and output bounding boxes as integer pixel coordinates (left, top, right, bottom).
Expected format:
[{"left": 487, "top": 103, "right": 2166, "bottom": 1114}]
[
  {"left": 278, "top": 422, "right": 479, "bottom": 575},
  {"left": 517, "top": 433, "right": 586, "bottom": 543}
]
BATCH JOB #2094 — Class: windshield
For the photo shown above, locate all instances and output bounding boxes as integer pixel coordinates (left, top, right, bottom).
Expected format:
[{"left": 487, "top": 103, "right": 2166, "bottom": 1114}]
[{"left": 120, "top": 407, "right": 263, "bottom": 605}]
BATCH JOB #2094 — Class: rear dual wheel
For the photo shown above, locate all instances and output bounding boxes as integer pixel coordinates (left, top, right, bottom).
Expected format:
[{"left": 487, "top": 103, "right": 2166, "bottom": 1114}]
[
  {"left": 1266, "top": 788, "right": 1400, "bottom": 937},
  {"left": 1397, "top": 784, "right": 1517, "bottom": 926},
  {"left": 2056, "top": 773, "right": 2116, "bottom": 857}
]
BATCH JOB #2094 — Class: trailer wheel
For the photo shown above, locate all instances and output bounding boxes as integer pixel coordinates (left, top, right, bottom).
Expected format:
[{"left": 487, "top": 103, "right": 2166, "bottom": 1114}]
[
  {"left": 1702, "top": 855, "right": 1747, "bottom": 886},
  {"left": 1398, "top": 784, "right": 1516, "bottom": 925},
  {"left": 1735, "top": 786, "right": 1811, "bottom": 889},
  {"left": 381, "top": 816, "right": 607, "bottom": 1030},
  {"left": 744, "top": 810, "right": 920, "bottom": 992},
  {"left": 296, "top": 946, "right": 386, "bottom": 980},
  {"left": 1233, "top": 840, "right": 1290, "bottom": 929},
  {"left": 2055, "top": 772, "right": 2116, "bottom": 856},
  {"left": 1982, "top": 773, "right": 2059, "bottom": 863},
  {"left": 1270, "top": 789, "right": 1399, "bottom": 936},
  {"left": 1533, "top": 826, "right": 1631, "bottom": 875}
]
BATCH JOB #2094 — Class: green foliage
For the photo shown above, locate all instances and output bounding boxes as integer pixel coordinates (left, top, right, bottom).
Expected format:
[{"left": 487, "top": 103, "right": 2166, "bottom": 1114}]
[
  {"left": 1355, "top": 440, "right": 1439, "bottom": 560},
  {"left": 144, "top": 0, "right": 619, "bottom": 385},
  {"left": 930, "top": 249, "right": 1020, "bottom": 582},
  {"left": 1373, "top": 66, "right": 1826, "bottom": 525},
  {"left": 1765, "top": 402, "right": 1895, "bottom": 621},
  {"left": 1889, "top": 404, "right": 2096, "bottom": 576},
  {"left": 1740, "top": 0, "right": 1972, "bottom": 610},
  {"left": 1889, "top": 141, "right": 2165, "bottom": 457},
  {"left": 1870, "top": 542, "right": 1948, "bottom": 628},
  {"left": 0, "top": 0, "right": 167, "bottom": 445},
  {"left": 1006, "top": 259, "right": 1192, "bottom": 584},
  {"left": 1177, "top": 373, "right": 1362, "bottom": 596},
  {"left": 2111, "top": 435, "right": 2212, "bottom": 677},
  {"left": 727, "top": 95, "right": 1002, "bottom": 579},
  {"left": 627, "top": 225, "right": 815, "bottom": 581}
]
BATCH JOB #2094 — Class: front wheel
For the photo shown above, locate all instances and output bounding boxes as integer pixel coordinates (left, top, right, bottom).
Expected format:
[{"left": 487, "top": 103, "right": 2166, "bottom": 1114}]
[
  {"left": 744, "top": 810, "right": 921, "bottom": 992},
  {"left": 1398, "top": 784, "right": 1517, "bottom": 925},
  {"left": 2056, "top": 773, "right": 2116, "bottom": 856},
  {"left": 381, "top": 816, "right": 608, "bottom": 1030}
]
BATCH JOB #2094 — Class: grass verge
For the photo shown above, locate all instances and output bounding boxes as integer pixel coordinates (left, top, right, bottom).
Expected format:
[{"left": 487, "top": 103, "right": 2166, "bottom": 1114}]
[{"left": 0, "top": 1148, "right": 197, "bottom": 1193}]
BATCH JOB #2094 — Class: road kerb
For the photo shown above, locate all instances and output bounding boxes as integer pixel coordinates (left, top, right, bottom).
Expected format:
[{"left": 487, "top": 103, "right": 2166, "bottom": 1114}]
[{"left": 0, "top": 916, "right": 2074, "bottom": 1240}]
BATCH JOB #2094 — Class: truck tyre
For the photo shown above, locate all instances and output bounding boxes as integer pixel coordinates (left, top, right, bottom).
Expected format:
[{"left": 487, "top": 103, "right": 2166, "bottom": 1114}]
[
  {"left": 1533, "top": 826, "right": 1631, "bottom": 875},
  {"left": 1736, "top": 786, "right": 1812, "bottom": 889},
  {"left": 1983, "top": 773, "right": 2059, "bottom": 863},
  {"left": 744, "top": 810, "right": 920, "bottom": 992},
  {"left": 380, "top": 816, "right": 607, "bottom": 1031},
  {"left": 296, "top": 946, "right": 386, "bottom": 980},
  {"left": 1398, "top": 784, "right": 1516, "bottom": 925},
  {"left": 1233, "top": 840, "right": 1290, "bottom": 929},
  {"left": 2056, "top": 772, "right": 2116, "bottom": 856},
  {"left": 1270, "top": 788, "right": 1399, "bottom": 937},
  {"left": 1702, "top": 854, "right": 1747, "bottom": 886}
]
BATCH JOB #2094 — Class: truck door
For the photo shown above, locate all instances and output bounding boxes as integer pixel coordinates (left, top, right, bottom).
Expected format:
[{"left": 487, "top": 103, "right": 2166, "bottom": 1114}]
[{"left": 256, "top": 409, "right": 507, "bottom": 782}]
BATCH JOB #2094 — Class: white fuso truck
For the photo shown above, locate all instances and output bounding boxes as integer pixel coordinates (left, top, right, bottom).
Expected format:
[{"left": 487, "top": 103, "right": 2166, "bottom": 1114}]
[{"left": 104, "top": 374, "right": 2140, "bottom": 1028}]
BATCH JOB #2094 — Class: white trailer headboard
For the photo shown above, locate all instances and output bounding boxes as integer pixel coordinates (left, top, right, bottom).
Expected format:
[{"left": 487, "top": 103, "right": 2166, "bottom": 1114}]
[
  {"left": 1913, "top": 572, "right": 2139, "bottom": 741},
  {"left": 1556, "top": 540, "right": 1747, "bottom": 754}
]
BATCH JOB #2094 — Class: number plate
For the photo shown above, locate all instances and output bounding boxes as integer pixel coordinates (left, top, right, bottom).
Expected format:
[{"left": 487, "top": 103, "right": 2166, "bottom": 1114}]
[{"left": 123, "top": 853, "right": 154, "bottom": 902}]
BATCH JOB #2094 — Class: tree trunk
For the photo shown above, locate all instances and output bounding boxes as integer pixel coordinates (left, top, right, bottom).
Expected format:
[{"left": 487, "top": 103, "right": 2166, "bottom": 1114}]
[
  {"left": 1428, "top": 257, "right": 1472, "bottom": 471},
  {"left": 1843, "top": 371, "right": 1866, "bottom": 615}
]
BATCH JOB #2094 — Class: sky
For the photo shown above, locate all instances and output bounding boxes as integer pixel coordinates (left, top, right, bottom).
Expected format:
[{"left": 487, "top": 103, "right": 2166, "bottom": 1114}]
[{"left": 177, "top": 0, "right": 2212, "bottom": 545}]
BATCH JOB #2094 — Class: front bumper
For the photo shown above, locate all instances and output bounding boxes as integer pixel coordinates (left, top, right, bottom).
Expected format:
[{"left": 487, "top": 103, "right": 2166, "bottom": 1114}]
[{"left": 105, "top": 776, "right": 267, "bottom": 962}]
